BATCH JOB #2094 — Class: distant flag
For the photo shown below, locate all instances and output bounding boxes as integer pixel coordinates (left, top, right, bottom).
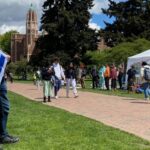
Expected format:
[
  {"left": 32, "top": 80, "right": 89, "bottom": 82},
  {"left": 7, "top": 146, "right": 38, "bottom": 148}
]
[{"left": 0, "top": 50, "right": 8, "bottom": 83}]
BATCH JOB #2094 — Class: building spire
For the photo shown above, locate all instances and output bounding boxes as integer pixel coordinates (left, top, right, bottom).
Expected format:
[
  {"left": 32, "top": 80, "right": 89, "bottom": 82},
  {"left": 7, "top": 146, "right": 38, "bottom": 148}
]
[{"left": 30, "top": 3, "right": 34, "bottom": 11}]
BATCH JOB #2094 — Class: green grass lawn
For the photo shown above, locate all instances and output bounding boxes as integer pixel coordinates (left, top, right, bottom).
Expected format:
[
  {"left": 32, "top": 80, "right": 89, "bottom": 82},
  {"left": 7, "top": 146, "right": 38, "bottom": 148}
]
[
  {"left": 13, "top": 79, "right": 33, "bottom": 84},
  {"left": 3, "top": 92, "right": 150, "bottom": 150}
]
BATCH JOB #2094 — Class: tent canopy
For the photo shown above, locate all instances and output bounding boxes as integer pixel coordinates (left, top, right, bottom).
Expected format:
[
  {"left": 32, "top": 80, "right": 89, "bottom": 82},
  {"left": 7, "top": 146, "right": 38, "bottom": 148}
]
[
  {"left": 127, "top": 49, "right": 150, "bottom": 72},
  {"left": 126, "top": 49, "right": 150, "bottom": 84}
]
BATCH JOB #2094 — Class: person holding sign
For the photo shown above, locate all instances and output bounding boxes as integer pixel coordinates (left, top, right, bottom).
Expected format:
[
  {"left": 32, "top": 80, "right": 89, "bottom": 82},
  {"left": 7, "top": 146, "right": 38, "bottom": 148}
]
[{"left": 0, "top": 50, "right": 19, "bottom": 144}]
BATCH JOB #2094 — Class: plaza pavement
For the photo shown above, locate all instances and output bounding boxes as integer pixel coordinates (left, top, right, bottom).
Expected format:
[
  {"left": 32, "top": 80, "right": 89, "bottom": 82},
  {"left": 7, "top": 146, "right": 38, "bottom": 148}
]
[{"left": 8, "top": 82, "right": 150, "bottom": 141}]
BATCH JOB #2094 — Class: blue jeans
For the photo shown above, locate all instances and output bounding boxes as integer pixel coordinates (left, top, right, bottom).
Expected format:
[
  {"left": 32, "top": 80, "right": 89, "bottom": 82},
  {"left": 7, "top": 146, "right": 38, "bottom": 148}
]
[
  {"left": 0, "top": 78, "right": 9, "bottom": 137},
  {"left": 143, "top": 82, "right": 150, "bottom": 98},
  {"left": 54, "top": 78, "right": 61, "bottom": 96}
]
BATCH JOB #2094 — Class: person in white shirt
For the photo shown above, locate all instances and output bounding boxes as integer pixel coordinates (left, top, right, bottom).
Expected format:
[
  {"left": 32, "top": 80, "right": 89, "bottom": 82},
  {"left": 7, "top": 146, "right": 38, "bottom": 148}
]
[{"left": 52, "top": 58, "right": 65, "bottom": 99}]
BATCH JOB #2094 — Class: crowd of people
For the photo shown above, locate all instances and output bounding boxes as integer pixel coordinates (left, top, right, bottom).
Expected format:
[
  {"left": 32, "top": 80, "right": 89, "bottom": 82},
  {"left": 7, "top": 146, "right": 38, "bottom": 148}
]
[
  {"left": 90, "top": 64, "right": 125, "bottom": 90},
  {"left": 32, "top": 59, "right": 150, "bottom": 102},
  {"left": 127, "top": 62, "right": 150, "bottom": 100},
  {"left": 33, "top": 59, "right": 127, "bottom": 103}
]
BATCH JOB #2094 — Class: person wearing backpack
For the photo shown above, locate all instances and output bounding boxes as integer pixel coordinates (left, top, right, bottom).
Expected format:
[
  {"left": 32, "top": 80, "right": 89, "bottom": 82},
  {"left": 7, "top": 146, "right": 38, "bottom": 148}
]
[
  {"left": 141, "top": 62, "right": 150, "bottom": 100},
  {"left": 41, "top": 66, "right": 54, "bottom": 102}
]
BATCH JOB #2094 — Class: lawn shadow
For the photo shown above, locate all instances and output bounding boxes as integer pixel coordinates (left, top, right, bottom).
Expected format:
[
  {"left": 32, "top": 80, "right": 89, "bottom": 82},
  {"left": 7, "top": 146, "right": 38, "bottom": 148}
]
[
  {"left": 131, "top": 101, "right": 150, "bottom": 104},
  {"left": 122, "top": 98, "right": 137, "bottom": 100},
  {"left": 28, "top": 89, "right": 37, "bottom": 90},
  {"left": 35, "top": 97, "right": 43, "bottom": 100},
  {"left": 59, "top": 96, "right": 68, "bottom": 98}
]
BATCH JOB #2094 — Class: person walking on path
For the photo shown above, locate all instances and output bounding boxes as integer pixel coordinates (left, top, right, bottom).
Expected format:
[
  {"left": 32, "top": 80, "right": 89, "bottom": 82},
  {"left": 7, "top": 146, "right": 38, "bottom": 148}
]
[
  {"left": 98, "top": 65, "right": 106, "bottom": 90},
  {"left": 33, "top": 73, "right": 36, "bottom": 85},
  {"left": 141, "top": 62, "right": 150, "bottom": 100},
  {"left": 41, "top": 67, "right": 54, "bottom": 102},
  {"left": 80, "top": 66, "right": 86, "bottom": 88},
  {"left": 104, "top": 64, "right": 110, "bottom": 90},
  {"left": 0, "top": 52, "right": 19, "bottom": 144},
  {"left": 65, "top": 63, "right": 78, "bottom": 98},
  {"left": 52, "top": 58, "right": 65, "bottom": 99},
  {"left": 35, "top": 68, "right": 42, "bottom": 90}
]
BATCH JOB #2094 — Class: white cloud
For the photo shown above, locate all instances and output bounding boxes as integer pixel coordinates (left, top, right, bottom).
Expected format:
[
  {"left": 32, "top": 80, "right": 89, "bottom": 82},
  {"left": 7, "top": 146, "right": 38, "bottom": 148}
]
[
  {"left": 90, "top": 0, "right": 124, "bottom": 14},
  {"left": 0, "top": 24, "right": 25, "bottom": 34},
  {"left": 0, "top": 0, "right": 112, "bottom": 34},
  {"left": 89, "top": 21, "right": 101, "bottom": 30},
  {"left": 90, "top": 0, "right": 109, "bottom": 14},
  {"left": 0, "top": 0, "right": 44, "bottom": 34}
]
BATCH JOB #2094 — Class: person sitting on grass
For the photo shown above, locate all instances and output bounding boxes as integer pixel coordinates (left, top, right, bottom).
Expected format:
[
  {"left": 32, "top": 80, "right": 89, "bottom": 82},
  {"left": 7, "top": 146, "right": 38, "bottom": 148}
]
[
  {"left": 136, "top": 84, "right": 144, "bottom": 94},
  {"left": 128, "top": 78, "right": 135, "bottom": 93}
]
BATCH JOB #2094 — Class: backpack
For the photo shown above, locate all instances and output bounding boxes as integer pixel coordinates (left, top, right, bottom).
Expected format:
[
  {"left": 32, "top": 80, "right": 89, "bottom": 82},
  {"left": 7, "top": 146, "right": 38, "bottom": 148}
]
[{"left": 144, "top": 68, "right": 150, "bottom": 81}]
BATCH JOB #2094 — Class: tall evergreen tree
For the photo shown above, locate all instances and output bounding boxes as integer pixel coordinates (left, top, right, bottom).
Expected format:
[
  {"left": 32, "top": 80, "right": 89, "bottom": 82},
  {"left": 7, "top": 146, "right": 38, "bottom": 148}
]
[
  {"left": 101, "top": 0, "right": 150, "bottom": 47},
  {"left": 36, "top": 0, "right": 98, "bottom": 65}
]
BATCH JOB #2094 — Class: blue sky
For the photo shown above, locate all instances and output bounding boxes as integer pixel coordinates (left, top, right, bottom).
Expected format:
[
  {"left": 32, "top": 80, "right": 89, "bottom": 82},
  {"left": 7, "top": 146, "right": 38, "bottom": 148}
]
[
  {"left": 0, "top": 0, "right": 126, "bottom": 34},
  {"left": 89, "top": 0, "right": 127, "bottom": 30},
  {"left": 91, "top": 14, "right": 115, "bottom": 29}
]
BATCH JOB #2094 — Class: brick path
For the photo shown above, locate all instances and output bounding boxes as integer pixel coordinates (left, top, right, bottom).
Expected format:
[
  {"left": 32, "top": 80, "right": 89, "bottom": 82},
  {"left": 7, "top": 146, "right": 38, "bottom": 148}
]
[{"left": 8, "top": 83, "right": 150, "bottom": 141}]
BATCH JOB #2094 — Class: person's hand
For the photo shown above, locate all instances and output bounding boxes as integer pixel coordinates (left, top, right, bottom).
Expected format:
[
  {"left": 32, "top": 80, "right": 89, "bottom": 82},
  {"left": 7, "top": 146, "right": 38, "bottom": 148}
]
[{"left": 5, "top": 54, "right": 11, "bottom": 63}]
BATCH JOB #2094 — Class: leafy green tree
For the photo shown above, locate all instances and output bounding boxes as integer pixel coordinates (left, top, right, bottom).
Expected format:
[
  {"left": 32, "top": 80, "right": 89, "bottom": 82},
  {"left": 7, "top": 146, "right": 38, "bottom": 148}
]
[
  {"left": 35, "top": 0, "right": 98, "bottom": 65},
  {"left": 87, "top": 38, "right": 150, "bottom": 65},
  {"left": 101, "top": 0, "right": 150, "bottom": 47},
  {"left": 0, "top": 30, "right": 18, "bottom": 54}
]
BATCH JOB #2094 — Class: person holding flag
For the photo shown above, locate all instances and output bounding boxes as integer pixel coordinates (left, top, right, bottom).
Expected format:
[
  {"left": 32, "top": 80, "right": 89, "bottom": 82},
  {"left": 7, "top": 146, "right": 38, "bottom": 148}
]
[{"left": 0, "top": 50, "right": 19, "bottom": 144}]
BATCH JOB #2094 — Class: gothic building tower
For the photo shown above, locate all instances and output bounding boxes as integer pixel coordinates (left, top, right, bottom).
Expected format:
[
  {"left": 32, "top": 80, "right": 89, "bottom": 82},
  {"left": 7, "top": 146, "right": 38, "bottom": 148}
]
[
  {"left": 11, "top": 4, "right": 39, "bottom": 62},
  {"left": 26, "top": 4, "right": 38, "bottom": 61}
]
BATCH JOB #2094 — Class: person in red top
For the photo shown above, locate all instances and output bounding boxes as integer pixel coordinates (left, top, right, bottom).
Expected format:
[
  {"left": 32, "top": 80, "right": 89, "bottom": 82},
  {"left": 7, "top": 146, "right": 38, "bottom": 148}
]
[
  {"left": 110, "top": 64, "right": 117, "bottom": 90},
  {"left": 104, "top": 64, "right": 110, "bottom": 90}
]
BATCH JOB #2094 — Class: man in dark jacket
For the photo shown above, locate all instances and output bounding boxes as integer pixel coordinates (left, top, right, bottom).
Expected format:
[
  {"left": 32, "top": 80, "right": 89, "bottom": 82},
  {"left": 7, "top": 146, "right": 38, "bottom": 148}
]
[
  {"left": 0, "top": 53, "right": 19, "bottom": 144},
  {"left": 91, "top": 66, "right": 99, "bottom": 89}
]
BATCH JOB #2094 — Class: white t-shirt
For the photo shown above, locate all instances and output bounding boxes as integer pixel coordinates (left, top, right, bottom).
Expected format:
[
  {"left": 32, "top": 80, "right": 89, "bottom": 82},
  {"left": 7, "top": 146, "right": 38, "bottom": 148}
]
[{"left": 53, "top": 63, "right": 65, "bottom": 80}]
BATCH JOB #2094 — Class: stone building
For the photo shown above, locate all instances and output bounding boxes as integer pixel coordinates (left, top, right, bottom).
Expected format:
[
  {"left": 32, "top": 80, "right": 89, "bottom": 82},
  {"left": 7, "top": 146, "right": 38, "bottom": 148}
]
[
  {"left": 11, "top": 4, "right": 108, "bottom": 62},
  {"left": 97, "top": 38, "right": 108, "bottom": 51},
  {"left": 11, "top": 5, "right": 39, "bottom": 62}
]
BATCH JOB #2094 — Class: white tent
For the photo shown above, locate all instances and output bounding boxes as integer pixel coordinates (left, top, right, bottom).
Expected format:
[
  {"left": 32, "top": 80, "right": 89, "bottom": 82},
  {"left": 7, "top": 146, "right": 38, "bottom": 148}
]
[
  {"left": 126, "top": 49, "right": 150, "bottom": 84},
  {"left": 127, "top": 49, "right": 150, "bottom": 72}
]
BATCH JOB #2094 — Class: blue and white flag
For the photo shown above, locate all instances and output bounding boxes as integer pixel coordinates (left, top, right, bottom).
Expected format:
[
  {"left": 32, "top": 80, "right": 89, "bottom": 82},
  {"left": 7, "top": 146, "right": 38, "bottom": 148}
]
[{"left": 0, "top": 50, "right": 8, "bottom": 83}]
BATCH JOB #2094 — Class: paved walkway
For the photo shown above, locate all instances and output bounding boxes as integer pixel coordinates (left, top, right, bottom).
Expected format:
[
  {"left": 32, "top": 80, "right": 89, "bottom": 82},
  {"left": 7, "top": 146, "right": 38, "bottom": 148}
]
[{"left": 8, "top": 83, "right": 150, "bottom": 141}]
